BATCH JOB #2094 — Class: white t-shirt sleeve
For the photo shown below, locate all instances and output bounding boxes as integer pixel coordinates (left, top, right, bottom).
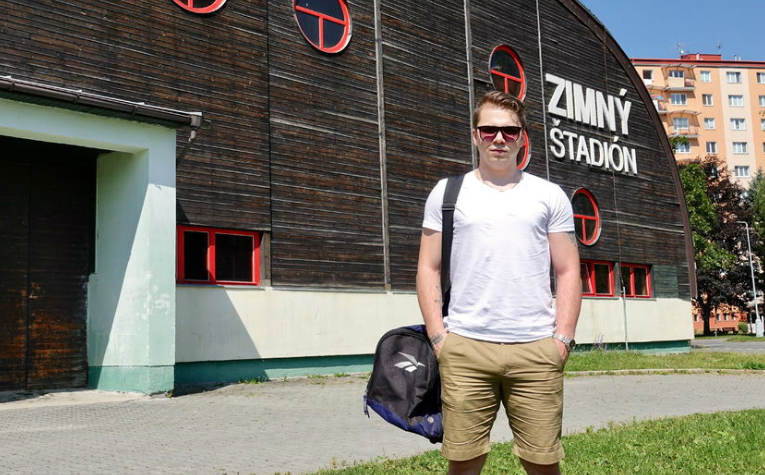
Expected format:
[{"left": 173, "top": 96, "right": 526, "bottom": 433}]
[
  {"left": 422, "top": 179, "right": 448, "bottom": 232},
  {"left": 547, "top": 184, "right": 575, "bottom": 233}
]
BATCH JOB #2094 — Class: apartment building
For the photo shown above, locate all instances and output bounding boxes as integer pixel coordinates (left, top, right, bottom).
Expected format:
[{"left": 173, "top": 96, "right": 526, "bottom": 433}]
[{"left": 633, "top": 54, "right": 765, "bottom": 186}]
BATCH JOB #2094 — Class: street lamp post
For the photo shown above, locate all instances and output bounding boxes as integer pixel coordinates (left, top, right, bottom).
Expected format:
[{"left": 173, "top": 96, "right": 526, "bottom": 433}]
[{"left": 737, "top": 221, "right": 762, "bottom": 337}]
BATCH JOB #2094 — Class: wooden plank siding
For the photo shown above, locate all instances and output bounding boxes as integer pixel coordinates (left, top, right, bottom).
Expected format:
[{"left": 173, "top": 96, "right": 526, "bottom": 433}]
[
  {"left": 2, "top": 0, "right": 272, "bottom": 232},
  {"left": 381, "top": 0, "right": 473, "bottom": 289},
  {"left": 0, "top": 0, "right": 693, "bottom": 296},
  {"left": 267, "top": 0, "right": 385, "bottom": 288}
]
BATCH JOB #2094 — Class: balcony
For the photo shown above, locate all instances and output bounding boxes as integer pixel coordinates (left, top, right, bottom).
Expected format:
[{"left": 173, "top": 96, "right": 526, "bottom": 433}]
[
  {"left": 668, "top": 126, "right": 699, "bottom": 138},
  {"left": 666, "top": 77, "right": 696, "bottom": 91}
]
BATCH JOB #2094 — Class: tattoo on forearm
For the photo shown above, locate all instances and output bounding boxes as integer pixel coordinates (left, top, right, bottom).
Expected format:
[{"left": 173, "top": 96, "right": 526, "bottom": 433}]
[{"left": 430, "top": 334, "right": 445, "bottom": 346}]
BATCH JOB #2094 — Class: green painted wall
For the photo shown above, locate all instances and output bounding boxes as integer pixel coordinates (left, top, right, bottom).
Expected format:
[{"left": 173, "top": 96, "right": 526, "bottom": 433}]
[{"left": 0, "top": 98, "right": 178, "bottom": 394}]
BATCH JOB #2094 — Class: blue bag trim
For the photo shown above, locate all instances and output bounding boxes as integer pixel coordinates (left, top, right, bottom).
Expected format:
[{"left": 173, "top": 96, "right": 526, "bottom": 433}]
[{"left": 366, "top": 397, "right": 443, "bottom": 444}]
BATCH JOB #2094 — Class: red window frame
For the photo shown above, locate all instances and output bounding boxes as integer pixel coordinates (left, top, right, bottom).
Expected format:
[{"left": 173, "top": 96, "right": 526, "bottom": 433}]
[
  {"left": 177, "top": 225, "right": 261, "bottom": 286},
  {"left": 294, "top": 0, "right": 352, "bottom": 54},
  {"left": 571, "top": 188, "right": 601, "bottom": 246},
  {"left": 172, "top": 0, "right": 227, "bottom": 14},
  {"left": 489, "top": 45, "right": 527, "bottom": 100},
  {"left": 517, "top": 130, "right": 531, "bottom": 170},
  {"left": 620, "top": 263, "right": 652, "bottom": 298},
  {"left": 581, "top": 260, "right": 614, "bottom": 297}
]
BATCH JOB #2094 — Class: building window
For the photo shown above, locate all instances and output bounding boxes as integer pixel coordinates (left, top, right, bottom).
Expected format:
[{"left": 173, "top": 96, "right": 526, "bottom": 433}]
[
  {"left": 761, "top": 119, "right": 765, "bottom": 131},
  {"left": 571, "top": 189, "right": 601, "bottom": 246},
  {"left": 294, "top": 0, "right": 352, "bottom": 54},
  {"left": 706, "top": 142, "right": 717, "bottom": 154},
  {"left": 700, "top": 71, "right": 711, "bottom": 82},
  {"left": 675, "top": 141, "right": 691, "bottom": 154},
  {"left": 760, "top": 96, "right": 765, "bottom": 107},
  {"left": 731, "top": 118, "right": 746, "bottom": 130},
  {"left": 673, "top": 117, "right": 689, "bottom": 130},
  {"left": 704, "top": 118, "right": 716, "bottom": 130},
  {"left": 733, "top": 142, "right": 748, "bottom": 154},
  {"left": 670, "top": 93, "right": 687, "bottom": 105},
  {"left": 669, "top": 70, "right": 684, "bottom": 78},
  {"left": 620, "top": 263, "right": 651, "bottom": 298},
  {"left": 758, "top": 72, "right": 765, "bottom": 84},
  {"left": 702, "top": 94, "right": 714, "bottom": 106},
  {"left": 642, "top": 70, "right": 653, "bottom": 80},
  {"left": 735, "top": 166, "right": 750, "bottom": 177},
  {"left": 177, "top": 226, "right": 261, "bottom": 285},
  {"left": 489, "top": 45, "right": 526, "bottom": 99},
  {"left": 726, "top": 71, "right": 742, "bottom": 83},
  {"left": 729, "top": 95, "right": 744, "bottom": 107},
  {"left": 581, "top": 260, "right": 614, "bottom": 297},
  {"left": 172, "top": 0, "right": 227, "bottom": 14}
]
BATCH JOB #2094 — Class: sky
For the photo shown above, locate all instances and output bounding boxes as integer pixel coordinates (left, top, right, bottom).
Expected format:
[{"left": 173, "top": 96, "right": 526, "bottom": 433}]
[{"left": 578, "top": 0, "right": 765, "bottom": 61}]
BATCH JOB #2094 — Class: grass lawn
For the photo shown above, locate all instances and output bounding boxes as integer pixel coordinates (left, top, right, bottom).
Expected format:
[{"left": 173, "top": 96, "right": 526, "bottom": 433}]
[
  {"left": 565, "top": 350, "right": 765, "bottom": 372},
  {"left": 308, "top": 410, "right": 765, "bottom": 474}
]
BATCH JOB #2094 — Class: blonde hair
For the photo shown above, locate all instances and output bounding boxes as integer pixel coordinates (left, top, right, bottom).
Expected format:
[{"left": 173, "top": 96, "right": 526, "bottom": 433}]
[{"left": 472, "top": 91, "right": 527, "bottom": 130}]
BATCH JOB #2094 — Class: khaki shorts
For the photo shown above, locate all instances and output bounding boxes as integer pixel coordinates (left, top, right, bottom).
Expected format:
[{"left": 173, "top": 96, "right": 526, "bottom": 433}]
[{"left": 438, "top": 332, "right": 565, "bottom": 465}]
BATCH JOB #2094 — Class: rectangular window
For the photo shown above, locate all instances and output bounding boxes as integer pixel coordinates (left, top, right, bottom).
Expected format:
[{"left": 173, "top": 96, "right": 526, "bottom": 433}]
[
  {"left": 733, "top": 142, "right": 748, "bottom": 154},
  {"left": 761, "top": 119, "right": 765, "bottom": 131},
  {"left": 669, "top": 70, "right": 684, "bottom": 78},
  {"left": 731, "top": 118, "right": 746, "bottom": 130},
  {"left": 700, "top": 71, "right": 711, "bottom": 82},
  {"left": 620, "top": 264, "right": 652, "bottom": 298},
  {"left": 727, "top": 71, "right": 742, "bottom": 83},
  {"left": 729, "top": 95, "right": 744, "bottom": 106},
  {"left": 673, "top": 117, "right": 689, "bottom": 130},
  {"left": 642, "top": 70, "right": 653, "bottom": 80},
  {"left": 670, "top": 93, "right": 687, "bottom": 105},
  {"left": 177, "top": 226, "right": 261, "bottom": 285},
  {"left": 758, "top": 72, "right": 765, "bottom": 84},
  {"left": 735, "top": 166, "right": 750, "bottom": 177},
  {"left": 675, "top": 141, "right": 691, "bottom": 154},
  {"left": 581, "top": 260, "right": 614, "bottom": 297},
  {"left": 760, "top": 96, "right": 765, "bottom": 107},
  {"left": 702, "top": 94, "right": 714, "bottom": 106},
  {"left": 704, "top": 118, "right": 716, "bottom": 130},
  {"left": 706, "top": 142, "right": 717, "bottom": 154}
]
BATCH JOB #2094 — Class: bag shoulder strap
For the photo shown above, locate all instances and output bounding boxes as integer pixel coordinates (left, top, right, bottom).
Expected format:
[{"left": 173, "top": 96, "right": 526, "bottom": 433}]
[{"left": 440, "top": 174, "right": 464, "bottom": 316}]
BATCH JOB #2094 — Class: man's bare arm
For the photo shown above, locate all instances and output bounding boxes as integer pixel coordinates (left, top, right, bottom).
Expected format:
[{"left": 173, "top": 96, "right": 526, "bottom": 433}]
[
  {"left": 548, "top": 231, "right": 582, "bottom": 360},
  {"left": 416, "top": 228, "right": 448, "bottom": 354}
]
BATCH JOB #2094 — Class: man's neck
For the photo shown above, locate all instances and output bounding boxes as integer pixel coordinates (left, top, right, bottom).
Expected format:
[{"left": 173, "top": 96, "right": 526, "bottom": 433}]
[{"left": 476, "top": 165, "right": 522, "bottom": 190}]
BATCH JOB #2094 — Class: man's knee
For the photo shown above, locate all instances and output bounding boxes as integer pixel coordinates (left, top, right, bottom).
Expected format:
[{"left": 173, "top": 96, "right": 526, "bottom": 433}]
[
  {"left": 447, "top": 454, "right": 488, "bottom": 475},
  {"left": 519, "top": 458, "right": 561, "bottom": 475}
]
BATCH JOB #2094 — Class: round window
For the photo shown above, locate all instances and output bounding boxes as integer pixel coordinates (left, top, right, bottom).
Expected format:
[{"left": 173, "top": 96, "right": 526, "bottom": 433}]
[
  {"left": 517, "top": 130, "right": 531, "bottom": 171},
  {"left": 489, "top": 45, "right": 526, "bottom": 100},
  {"left": 172, "top": 0, "right": 227, "bottom": 14},
  {"left": 571, "top": 189, "right": 601, "bottom": 246},
  {"left": 294, "top": 0, "right": 352, "bottom": 54}
]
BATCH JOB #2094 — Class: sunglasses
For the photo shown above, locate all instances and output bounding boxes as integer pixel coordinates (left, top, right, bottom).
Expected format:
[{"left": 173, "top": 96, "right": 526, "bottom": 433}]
[{"left": 476, "top": 125, "right": 523, "bottom": 142}]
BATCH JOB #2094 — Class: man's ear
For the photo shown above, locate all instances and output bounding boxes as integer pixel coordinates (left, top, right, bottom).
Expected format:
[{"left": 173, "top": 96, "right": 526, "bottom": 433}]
[{"left": 471, "top": 128, "right": 481, "bottom": 148}]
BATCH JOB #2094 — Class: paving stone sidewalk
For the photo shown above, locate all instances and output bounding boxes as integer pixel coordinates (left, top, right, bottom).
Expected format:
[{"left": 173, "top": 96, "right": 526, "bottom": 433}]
[{"left": 2, "top": 372, "right": 765, "bottom": 475}]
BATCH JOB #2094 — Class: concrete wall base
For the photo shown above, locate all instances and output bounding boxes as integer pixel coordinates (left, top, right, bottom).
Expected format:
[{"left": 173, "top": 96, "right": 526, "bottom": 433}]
[
  {"left": 89, "top": 366, "right": 175, "bottom": 394},
  {"left": 175, "top": 355, "right": 374, "bottom": 385}
]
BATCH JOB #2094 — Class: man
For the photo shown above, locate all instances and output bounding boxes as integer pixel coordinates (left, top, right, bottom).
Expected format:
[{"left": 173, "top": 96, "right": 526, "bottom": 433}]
[{"left": 416, "top": 91, "right": 581, "bottom": 475}]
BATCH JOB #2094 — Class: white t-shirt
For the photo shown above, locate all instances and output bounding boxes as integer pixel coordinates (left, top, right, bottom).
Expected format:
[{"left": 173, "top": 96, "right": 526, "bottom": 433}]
[{"left": 422, "top": 170, "right": 574, "bottom": 343}]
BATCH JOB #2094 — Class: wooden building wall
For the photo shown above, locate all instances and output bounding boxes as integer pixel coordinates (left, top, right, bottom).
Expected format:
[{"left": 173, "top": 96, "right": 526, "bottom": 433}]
[{"left": 1, "top": 0, "right": 693, "bottom": 297}]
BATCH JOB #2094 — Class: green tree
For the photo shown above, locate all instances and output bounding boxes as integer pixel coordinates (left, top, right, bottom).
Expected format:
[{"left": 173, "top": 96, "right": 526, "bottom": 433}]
[
  {"left": 749, "top": 169, "right": 765, "bottom": 246},
  {"left": 679, "top": 156, "right": 754, "bottom": 334}
]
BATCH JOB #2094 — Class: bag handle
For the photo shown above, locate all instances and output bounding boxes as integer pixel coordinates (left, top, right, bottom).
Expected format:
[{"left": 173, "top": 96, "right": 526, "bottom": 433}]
[{"left": 440, "top": 174, "right": 464, "bottom": 317}]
